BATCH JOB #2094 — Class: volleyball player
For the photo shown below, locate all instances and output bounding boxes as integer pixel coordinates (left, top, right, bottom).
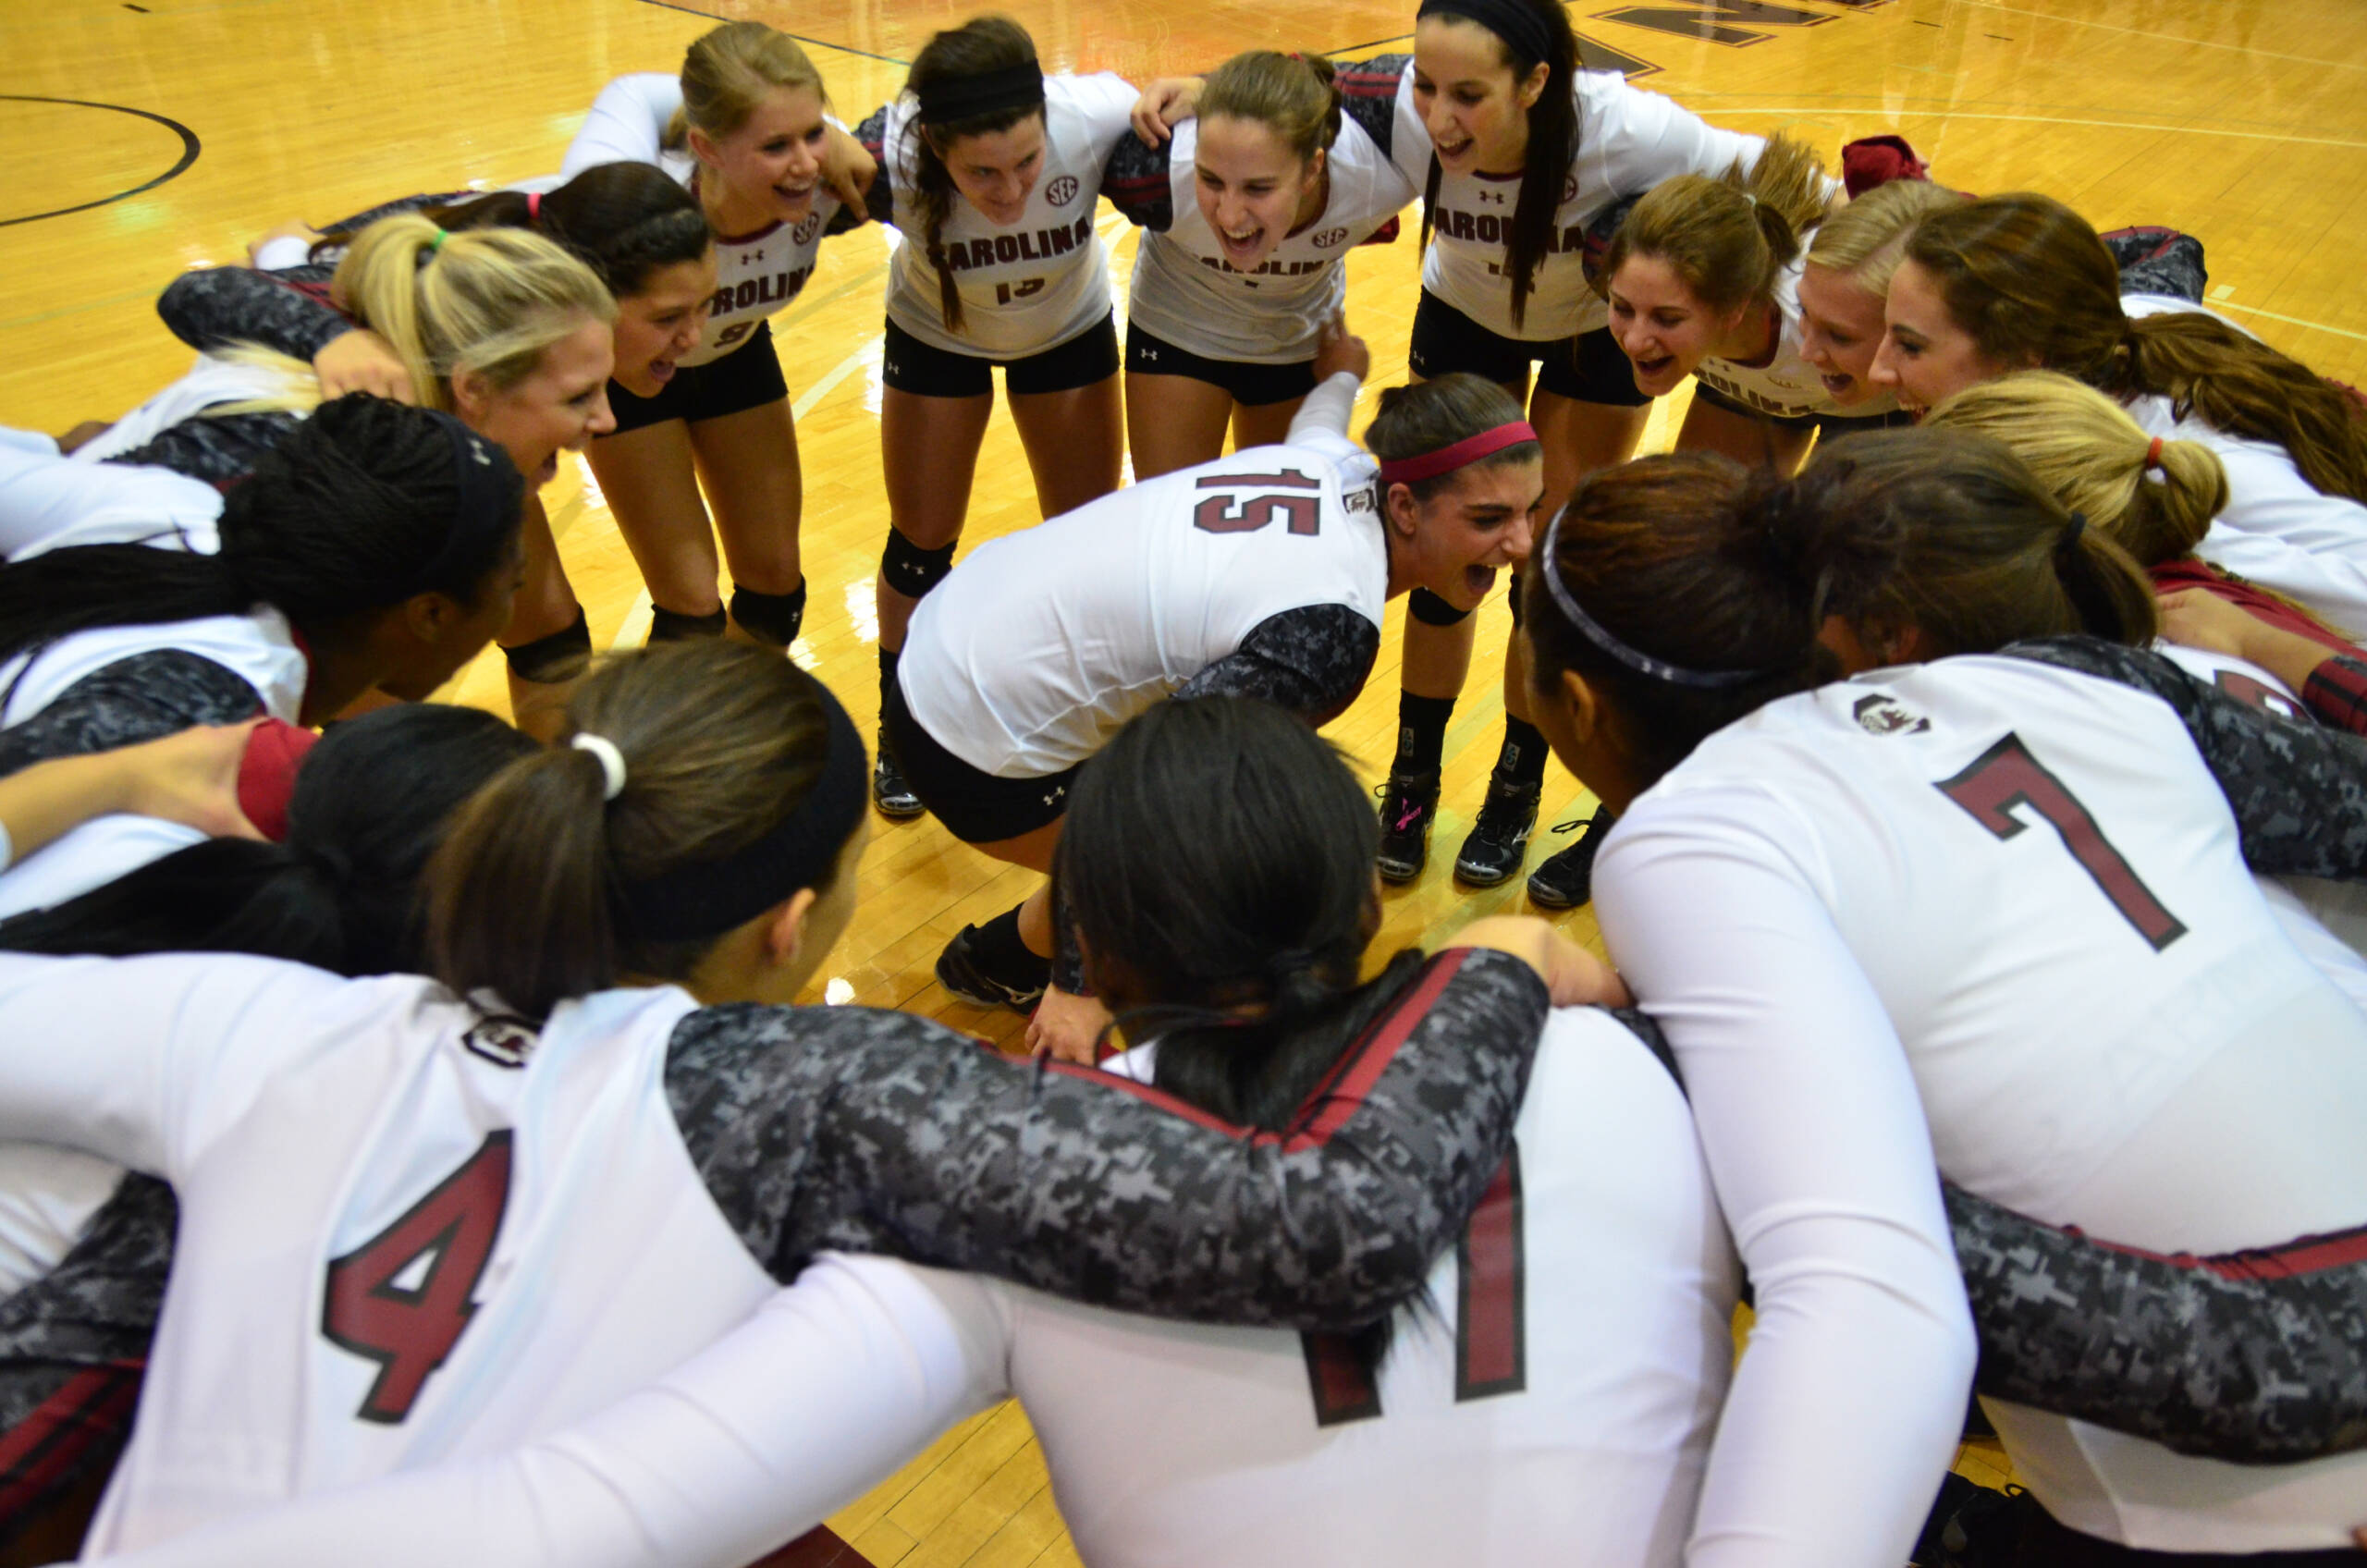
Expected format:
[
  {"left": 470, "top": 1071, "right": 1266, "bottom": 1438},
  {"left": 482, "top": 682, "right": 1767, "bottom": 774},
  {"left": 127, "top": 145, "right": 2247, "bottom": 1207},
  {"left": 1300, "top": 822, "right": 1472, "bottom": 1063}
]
[
  {"left": 559, "top": 23, "right": 872, "bottom": 654},
  {"left": 1106, "top": 50, "right": 1417, "bottom": 478},
  {"left": 0, "top": 397, "right": 525, "bottom": 917},
  {"left": 0, "top": 640, "right": 1556, "bottom": 1561},
  {"left": 0, "top": 723, "right": 264, "bottom": 884},
  {"left": 889, "top": 348, "right": 1543, "bottom": 1059},
  {"left": 1522, "top": 430, "right": 2367, "bottom": 1561},
  {"left": 1872, "top": 192, "right": 2367, "bottom": 638},
  {"left": 1793, "top": 178, "right": 1968, "bottom": 411},
  {"left": 141, "top": 218, "right": 617, "bottom": 729}
]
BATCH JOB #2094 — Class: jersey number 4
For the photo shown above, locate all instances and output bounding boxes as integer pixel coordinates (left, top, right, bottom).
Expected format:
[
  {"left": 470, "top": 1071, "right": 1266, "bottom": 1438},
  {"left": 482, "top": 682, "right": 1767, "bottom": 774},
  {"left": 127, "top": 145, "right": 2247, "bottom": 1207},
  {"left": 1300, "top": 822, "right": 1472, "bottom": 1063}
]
[
  {"left": 1300, "top": 1145, "right": 1525, "bottom": 1426},
  {"left": 1938, "top": 732, "right": 2188, "bottom": 950},
  {"left": 1194, "top": 469, "right": 1322, "bottom": 537},
  {"left": 322, "top": 1132, "right": 514, "bottom": 1424}
]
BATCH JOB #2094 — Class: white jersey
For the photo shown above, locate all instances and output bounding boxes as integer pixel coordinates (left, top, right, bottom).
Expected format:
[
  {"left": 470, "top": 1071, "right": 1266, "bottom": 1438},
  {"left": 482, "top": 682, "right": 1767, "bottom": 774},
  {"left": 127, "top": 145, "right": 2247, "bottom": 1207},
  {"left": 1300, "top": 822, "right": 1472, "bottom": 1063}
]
[
  {"left": 1600, "top": 654, "right": 2367, "bottom": 1553},
  {"left": 1692, "top": 246, "right": 1901, "bottom": 421},
  {"left": 0, "top": 451, "right": 306, "bottom": 920},
  {"left": 563, "top": 73, "right": 848, "bottom": 369},
  {"left": 70, "top": 354, "right": 302, "bottom": 464},
  {"left": 1123, "top": 116, "right": 1416, "bottom": 365},
  {"left": 898, "top": 381, "right": 1387, "bottom": 777},
  {"left": 0, "top": 954, "right": 780, "bottom": 1553},
  {"left": 1391, "top": 63, "right": 1763, "bottom": 340},
  {"left": 877, "top": 73, "right": 1136, "bottom": 358},
  {"left": 2124, "top": 394, "right": 2367, "bottom": 641}
]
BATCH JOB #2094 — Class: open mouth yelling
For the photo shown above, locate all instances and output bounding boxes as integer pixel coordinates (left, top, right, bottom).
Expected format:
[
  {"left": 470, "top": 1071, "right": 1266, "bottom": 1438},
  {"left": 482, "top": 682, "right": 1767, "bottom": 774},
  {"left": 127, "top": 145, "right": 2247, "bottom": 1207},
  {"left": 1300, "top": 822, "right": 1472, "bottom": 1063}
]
[
  {"left": 1219, "top": 225, "right": 1265, "bottom": 266},
  {"left": 1820, "top": 370, "right": 1857, "bottom": 398},
  {"left": 1629, "top": 351, "right": 1680, "bottom": 390},
  {"left": 1465, "top": 563, "right": 1497, "bottom": 600},
  {"left": 535, "top": 452, "right": 560, "bottom": 486},
  {"left": 646, "top": 357, "right": 680, "bottom": 386}
]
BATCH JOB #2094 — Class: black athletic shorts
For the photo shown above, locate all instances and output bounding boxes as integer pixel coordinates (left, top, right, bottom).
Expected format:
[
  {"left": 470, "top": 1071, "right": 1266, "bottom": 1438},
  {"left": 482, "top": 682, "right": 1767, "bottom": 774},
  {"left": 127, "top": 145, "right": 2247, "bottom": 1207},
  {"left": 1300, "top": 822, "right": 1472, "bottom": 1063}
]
[
  {"left": 606, "top": 320, "right": 789, "bottom": 434},
  {"left": 881, "top": 312, "right": 1121, "bottom": 398},
  {"left": 881, "top": 678, "right": 1080, "bottom": 845},
  {"left": 1124, "top": 324, "right": 1318, "bottom": 408},
  {"left": 1691, "top": 380, "right": 1919, "bottom": 439},
  {"left": 1407, "top": 290, "right": 1648, "bottom": 407}
]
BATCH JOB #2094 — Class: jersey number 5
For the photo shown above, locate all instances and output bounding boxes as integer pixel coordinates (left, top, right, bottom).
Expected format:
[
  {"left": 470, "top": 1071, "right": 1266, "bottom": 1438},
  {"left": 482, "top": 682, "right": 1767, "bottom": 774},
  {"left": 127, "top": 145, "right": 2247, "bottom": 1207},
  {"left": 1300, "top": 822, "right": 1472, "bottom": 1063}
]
[
  {"left": 1937, "top": 732, "right": 2188, "bottom": 950},
  {"left": 1301, "top": 1145, "right": 1525, "bottom": 1426},
  {"left": 322, "top": 1132, "right": 514, "bottom": 1424},
  {"left": 1194, "top": 469, "right": 1322, "bottom": 537}
]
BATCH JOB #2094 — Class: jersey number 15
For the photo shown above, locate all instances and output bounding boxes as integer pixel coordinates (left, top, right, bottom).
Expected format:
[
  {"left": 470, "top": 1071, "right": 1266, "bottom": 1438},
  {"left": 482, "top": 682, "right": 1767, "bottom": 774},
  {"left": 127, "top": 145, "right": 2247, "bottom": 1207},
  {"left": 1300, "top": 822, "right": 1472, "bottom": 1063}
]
[{"left": 1194, "top": 468, "right": 1323, "bottom": 537}]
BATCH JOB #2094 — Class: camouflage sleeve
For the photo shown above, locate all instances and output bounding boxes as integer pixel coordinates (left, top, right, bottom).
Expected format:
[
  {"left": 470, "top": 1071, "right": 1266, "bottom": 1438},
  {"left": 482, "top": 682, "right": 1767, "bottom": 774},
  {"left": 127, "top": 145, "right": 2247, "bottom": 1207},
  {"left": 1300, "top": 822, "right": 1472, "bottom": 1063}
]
[
  {"left": 2303, "top": 655, "right": 2367, "bottom": 738},
  {"left": 104, "top": 410, "right": 301, "bottom": 487},
  {"left": 2103, "top": 226, "right": 2209, "bottom": 304},
  {"left": 851, "top": 106, "right": 896, "bottom": 226},
  {"left": 156, "top": 265, "right": 351, "bottom": 361},
  {"left": 1335, "top": 55, "right": 1410, "bottom": 158},
  {"left": 0, "top": 651, "right": 264, "bottom": 778},
  {"left": 1947, "top": 1183, "right": 2367, "bottom": 1464},
  {"left": 0, "top": 1174, "right": 175, "bottom": 1541},
  {"left": 1098, "top": 134, "right": 1172, "bottom": 231},
  {"left": 2005, "top": 635, "right": 2367, "bottom": 879},
  {"left": 664, "top": 946, "right": 1546, "bottom": 1329},
  {"left": 1173, "top": 605, "right": 1380, "bottom": 727}
]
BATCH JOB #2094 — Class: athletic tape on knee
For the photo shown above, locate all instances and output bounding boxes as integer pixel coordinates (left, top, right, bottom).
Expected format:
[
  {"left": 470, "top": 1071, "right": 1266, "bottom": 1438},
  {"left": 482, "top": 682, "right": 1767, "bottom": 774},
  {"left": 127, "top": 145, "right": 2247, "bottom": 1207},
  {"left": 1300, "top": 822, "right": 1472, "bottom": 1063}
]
[
  {"left": 500, "top": 606, "right": 593, "bottom": 684},
  {"left": 1409, "top": 588, "right": 1473, "bottom": 628},
  {"left": 881, "top": 531, "right": 958, "bottom": 599},
  {"left": 647, "top": 605, "right": 730, "bottom": 643},
  {"left": 730, "top": 582, "right": 808, "bottom": 647}
]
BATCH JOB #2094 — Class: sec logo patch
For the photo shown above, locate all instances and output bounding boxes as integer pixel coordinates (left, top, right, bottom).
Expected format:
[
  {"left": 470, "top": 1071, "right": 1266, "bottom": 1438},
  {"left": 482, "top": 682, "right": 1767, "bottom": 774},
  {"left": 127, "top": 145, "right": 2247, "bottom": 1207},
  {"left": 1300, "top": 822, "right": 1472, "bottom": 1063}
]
[
  {"left": 1563, "top": 174, "right": 1579, "bottom": 202},
  {"left": 792, "top": 214, "right": 821, "bottom": 245},
  {"left": 1045, "top": 175, "right": 1081, "bottom": 205},
  {"left": 1311, "top": 227, "right": 1349, "bottom": 250}
]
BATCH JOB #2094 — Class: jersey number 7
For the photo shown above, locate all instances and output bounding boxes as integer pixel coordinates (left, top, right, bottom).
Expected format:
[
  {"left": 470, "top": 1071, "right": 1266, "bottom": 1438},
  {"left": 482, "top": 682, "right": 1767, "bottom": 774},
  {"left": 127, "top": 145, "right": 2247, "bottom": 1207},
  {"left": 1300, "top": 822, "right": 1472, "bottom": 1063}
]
[
  {"left": 1194, "top": 469, "right": 1322, "bottom": 536},
  {"left": 1301, "top": 1145, "right": 1525, "bottom": 1426},
  {"left": 1937, "top": 732, "right": 2188, "bottom": 950},
  {"left": 322, "top": 1133, "right": 514, "bottom": 1424}
]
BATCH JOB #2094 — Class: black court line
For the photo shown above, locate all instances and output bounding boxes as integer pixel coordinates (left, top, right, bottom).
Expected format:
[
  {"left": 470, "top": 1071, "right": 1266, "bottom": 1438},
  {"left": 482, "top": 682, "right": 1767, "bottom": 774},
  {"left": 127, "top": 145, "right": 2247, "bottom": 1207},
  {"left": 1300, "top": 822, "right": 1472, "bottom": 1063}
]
[
  {"left": 0, "top": 96, "right": 199, "bottom": 227},
  {"left": 628, "top": 0, "right": 909, "bottom": 65}
]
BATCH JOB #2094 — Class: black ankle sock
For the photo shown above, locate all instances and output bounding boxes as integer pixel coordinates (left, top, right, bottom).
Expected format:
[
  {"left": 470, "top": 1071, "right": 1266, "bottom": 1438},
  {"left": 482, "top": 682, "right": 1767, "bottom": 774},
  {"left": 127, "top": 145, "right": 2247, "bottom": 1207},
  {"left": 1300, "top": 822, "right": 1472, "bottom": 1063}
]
[
  {"left": 1496, "top": 718, "right": 1549, "bottom": 789},
  {"left": 1392, "top": 692, "right": 1456, "bottom": 778},
  {"left": 877, "top": 646, "right": 901, "bottom": 715},
  {"left": 973, "top": 904, "right": 1051, "bottom": 978}
]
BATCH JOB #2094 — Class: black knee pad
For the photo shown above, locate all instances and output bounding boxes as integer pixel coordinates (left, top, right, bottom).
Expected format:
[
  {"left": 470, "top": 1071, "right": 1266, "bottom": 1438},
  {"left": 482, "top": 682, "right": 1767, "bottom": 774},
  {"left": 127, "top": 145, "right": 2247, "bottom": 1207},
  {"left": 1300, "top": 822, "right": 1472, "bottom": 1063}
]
[
  {"left": 500, "top": 606, "right": 592, "bottom": 684},
  {"left": 881, "top": 530, "right": 958, "bottom": 600},
  {"left": 1409, "top": 588, "right": 1473, "bottom": 628},
  {"left": 729, "top": 582, "right": 807, "bottom": 647},
  {"left": 647, "top": 605, "right": 730, "bottom": 643}
]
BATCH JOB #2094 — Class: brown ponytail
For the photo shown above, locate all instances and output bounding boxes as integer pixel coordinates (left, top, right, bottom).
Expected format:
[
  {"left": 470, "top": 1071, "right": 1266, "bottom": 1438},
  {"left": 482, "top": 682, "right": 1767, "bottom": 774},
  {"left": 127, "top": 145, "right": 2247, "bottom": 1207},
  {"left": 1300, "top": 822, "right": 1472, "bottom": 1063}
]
[
  {"left": 426, "top": 642, "right": 849, "bottom": 1021},
  {"left": 1363, "top": 374, "right": 1539, "bottom": 500},
  {"left": 1905, "top": 193, "right": 2367, "bottom": 503},
  {"left": 1198, "top": 50, "right": 1343, "bottom": 167},
  {"left": 1600, "top": 134, "right": 1834, "bottom": 315},
  {"left": 667, "top": 21, "right": 828, "bottom": 153}
]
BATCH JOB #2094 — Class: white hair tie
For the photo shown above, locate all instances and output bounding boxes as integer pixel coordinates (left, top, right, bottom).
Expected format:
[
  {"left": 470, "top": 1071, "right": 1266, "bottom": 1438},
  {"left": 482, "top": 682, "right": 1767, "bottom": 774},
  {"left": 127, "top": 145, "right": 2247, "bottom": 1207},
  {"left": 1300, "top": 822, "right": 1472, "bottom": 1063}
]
[{"left": 570, "top": 733, "right": 628, "bottom": 801}]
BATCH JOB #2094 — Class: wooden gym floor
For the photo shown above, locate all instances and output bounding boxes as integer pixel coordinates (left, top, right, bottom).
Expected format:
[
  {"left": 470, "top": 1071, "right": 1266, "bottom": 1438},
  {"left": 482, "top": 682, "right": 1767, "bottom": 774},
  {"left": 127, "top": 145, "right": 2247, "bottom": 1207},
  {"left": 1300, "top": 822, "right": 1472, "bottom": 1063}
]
[{"left": 6, "top": 0, "right": 2367, "bottom": 1561}]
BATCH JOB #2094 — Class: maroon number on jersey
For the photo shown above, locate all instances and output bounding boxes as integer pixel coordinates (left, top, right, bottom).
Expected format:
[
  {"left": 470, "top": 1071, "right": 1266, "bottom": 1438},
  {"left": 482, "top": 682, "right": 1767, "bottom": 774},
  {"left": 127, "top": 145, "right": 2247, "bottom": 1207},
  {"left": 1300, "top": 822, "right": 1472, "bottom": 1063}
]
[
  {"left": 1300, "top": 1145, "right": 1526, "bottom": 1425},
  {"left": 1937, "top": 732, "right": 2189, "bottom": 951},
  {"left": 322, "top": 1132, "right": 515, "bottom": 1424},
  {"left": 1193, "top": 468, "right": 1323, "bottom": 537}
]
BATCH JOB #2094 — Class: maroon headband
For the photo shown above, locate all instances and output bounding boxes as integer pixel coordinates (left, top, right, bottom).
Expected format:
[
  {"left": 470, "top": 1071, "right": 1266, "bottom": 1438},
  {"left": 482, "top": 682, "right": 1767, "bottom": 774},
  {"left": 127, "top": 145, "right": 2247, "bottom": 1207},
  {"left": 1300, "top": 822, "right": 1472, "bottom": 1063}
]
[{"left": 1376, "top": 422, "right": 1540, "bottom": 487}]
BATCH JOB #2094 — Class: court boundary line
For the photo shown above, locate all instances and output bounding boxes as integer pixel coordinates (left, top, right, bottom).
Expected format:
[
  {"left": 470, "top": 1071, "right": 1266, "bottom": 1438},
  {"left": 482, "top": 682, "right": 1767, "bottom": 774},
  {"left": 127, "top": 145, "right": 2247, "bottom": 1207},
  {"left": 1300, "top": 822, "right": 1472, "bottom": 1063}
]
[
  {"left": 1945, "top": 0, "right": 2367, "bottom": 71},
  {"left": 0, "top": 96, "right": 200, "bottom": 227},
  {"left": 626, "top": 0, "right": 909, "bottom": 65},
  {"left": 2213, "top": 301, "right": 2367, "bottom": 345},
  {"left": 1706, "top": 104, "right": 2367, "bottom": 152}
]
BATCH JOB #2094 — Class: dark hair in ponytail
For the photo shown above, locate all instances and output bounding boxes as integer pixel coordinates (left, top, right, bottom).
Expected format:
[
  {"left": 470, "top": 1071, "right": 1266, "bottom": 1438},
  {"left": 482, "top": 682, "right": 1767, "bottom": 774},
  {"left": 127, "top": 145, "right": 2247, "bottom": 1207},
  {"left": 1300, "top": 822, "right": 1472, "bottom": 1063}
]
[
  {"left": 1521, "top": 429, "right": 2156, "bottom": 790},
  {"left": 904, "top": 15, "right": 1044, "bottom": 335},
  {"left": 0, "top": 704, "right": 533, "bottom": 974},
  {"left": 1416, "top": 0, "right": 1578, "bottom": 331},
  {"left": 0, "top": 395, "right": 524, "bottom": 673},
  {"left": 1056, "top": 697, "right": 1418, "bottom": 1132},
  {"left": 426, "top": 641, "right": 850, "bottom": 1021},
  {"left": 417, "top": 164, "right": 713, "bottom": 300}
]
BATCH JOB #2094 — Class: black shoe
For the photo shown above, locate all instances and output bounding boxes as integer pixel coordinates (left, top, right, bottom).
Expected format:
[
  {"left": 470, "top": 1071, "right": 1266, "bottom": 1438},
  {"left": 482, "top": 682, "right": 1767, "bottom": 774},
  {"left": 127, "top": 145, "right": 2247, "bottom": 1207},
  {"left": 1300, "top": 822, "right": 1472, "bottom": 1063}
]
[
  {"left": 1453, "top": 768, "right": 1542, "bottom": 888},
  {"left": 1911, "top": 1472, "right": 2028, "bottom": 1568},
  {"left": 1375, "top": 772, "right": 1440, "bottom": 884},
  {"left": 1526, "top": 807, "right": 1613, "bottom": 910},
  {"left": 872, "top": 729, "right": 923, "bottom": 819},
  {"left": 935, "top": 923, "right": 1049, "bottom": 1010}
]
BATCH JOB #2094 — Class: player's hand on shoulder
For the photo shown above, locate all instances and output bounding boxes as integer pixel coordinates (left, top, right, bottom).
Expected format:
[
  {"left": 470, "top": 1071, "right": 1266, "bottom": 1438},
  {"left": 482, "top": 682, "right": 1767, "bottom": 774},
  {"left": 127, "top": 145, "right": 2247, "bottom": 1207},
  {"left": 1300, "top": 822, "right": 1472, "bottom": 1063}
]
[
  {"left": 820, "top": 122, "right": 877, "bottom": 213},
  {"left": 1131, "top": 78, "right": 1205, "bottom": 146},
  {"left": 2156, "top": 586, "right": 2266, "bottom": 663},
  {"left": 55, "top": 420, "right": 114, "bottom": 455},
  {"left": 112, "top": 720, "right": 269, "bottom": 841},
  {"left": 1312, "top": 314, "right": 1370, "bottom": 386},
  {"left": 1027, "top": 986, "right": 1115, "bottom": 1065},
  {"left": 1442, "top": 915, "right": 1633, "bottom": 1010},
  {"left": 314, "top": 328, "right": 417, "bottom": 405}
]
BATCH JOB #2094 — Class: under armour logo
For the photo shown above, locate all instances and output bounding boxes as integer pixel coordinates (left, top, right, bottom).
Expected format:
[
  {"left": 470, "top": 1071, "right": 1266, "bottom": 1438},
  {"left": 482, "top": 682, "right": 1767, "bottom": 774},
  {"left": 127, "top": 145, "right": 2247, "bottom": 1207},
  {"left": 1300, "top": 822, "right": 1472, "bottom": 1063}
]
[
  {"left": 1139, "top": 347, "right": 1158, "bottom": 361},
  {"left": 1044, "top": 785, "right": 1066, "bottom": 806},
  {"left": 1478, "top": 190, "right": 1506, "bottom": 205},
  {"left": 750, "top": 250, "right": 764, "bottom": 263}
]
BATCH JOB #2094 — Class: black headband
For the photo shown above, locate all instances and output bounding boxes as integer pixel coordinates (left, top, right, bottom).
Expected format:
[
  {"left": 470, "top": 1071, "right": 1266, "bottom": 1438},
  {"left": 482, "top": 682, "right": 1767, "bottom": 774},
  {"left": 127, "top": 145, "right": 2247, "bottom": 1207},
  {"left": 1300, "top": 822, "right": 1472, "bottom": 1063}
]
[
  {"left": 611, "top": 678, "right": 870, "bottom": 943},
  {"left": 1417, "top": 0, "right": 1560, "bottom": 69},
  {"left": 1535, "top": 509, "right": 1765, "bottom": 691},
  {"left": 915, "top": 60, "right": 1045, "bottom": 126},
  {"left": 401, "top": 410, "right": 521, "bottom": 597}
]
